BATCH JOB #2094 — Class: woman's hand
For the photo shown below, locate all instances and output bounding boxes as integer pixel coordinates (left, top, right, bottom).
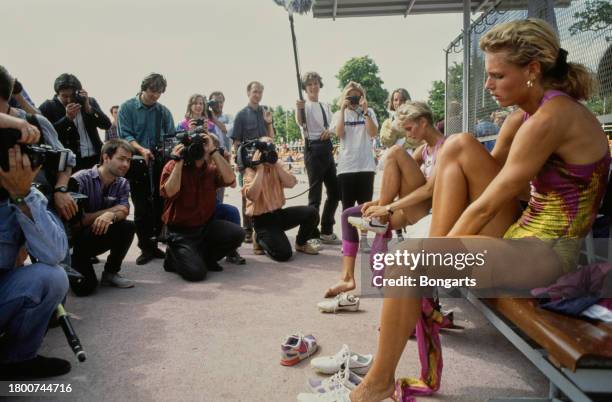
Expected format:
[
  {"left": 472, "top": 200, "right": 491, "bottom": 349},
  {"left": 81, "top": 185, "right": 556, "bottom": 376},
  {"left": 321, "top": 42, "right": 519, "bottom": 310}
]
[
  {"left": 360, "top": 97, "right": 368, "bottom": 114},
  {"left": 360, "top": 200, "right": 378, "bottom": 214},
  {"left": 341, "top": 98, "right": 350, "bottom": 111},
  {"left": 364, "top": 205, "right": 389, "bottom": 218}
]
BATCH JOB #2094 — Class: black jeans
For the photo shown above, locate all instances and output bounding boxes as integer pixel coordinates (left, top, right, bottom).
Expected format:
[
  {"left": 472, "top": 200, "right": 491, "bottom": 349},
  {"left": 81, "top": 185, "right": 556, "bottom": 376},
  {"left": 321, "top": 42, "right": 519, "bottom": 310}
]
[
  {"left": 128, "top": 159, "right": 164, "bottom": 252},
  {"left": 70, "top": 220, "right": 136, "bottom": 296},
  {"left": 338, "top": 171, "right": 375, "bottom": 211},
  {"left": 164, "top": 220, "right": 245, "bottom": 282},
  {"left": 304, "top": 140, "right": 340, "bottom": 237},
  {"left": 253, "top": 206, "right": 319, "bottom": 262}
]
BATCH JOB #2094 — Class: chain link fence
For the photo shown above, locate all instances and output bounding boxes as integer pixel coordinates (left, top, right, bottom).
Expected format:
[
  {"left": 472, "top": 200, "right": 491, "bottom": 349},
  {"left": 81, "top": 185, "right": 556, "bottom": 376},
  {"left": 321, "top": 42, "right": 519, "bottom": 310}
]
[{"left": 445, "top": 0, "right": 612, "bottom": 141}]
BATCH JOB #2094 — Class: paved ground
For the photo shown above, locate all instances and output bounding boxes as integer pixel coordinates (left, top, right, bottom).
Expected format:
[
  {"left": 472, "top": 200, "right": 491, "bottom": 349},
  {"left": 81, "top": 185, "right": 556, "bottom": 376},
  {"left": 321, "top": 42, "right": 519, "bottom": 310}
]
[{"left": 36, "top": 172, "right": 548, "bottom": 402}]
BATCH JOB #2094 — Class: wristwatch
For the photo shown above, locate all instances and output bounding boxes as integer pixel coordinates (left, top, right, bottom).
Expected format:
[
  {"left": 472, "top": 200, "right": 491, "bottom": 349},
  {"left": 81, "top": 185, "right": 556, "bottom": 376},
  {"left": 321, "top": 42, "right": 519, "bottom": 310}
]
[
  {"left": 386, "top": 205, "right": 394, "bottom": 215},
  {"left": 53, "top": 186, "right": 68, "bottom": 194}
]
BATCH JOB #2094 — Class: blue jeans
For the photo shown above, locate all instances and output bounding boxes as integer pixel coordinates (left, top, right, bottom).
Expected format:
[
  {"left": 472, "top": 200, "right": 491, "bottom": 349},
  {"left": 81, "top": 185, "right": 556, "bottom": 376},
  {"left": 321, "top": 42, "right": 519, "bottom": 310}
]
[
  {"left": 214, "top": 202, "right": 241, "bottom": 226},
  {"left": 0, "top": 263, "right": 69, "bottom": 363}
]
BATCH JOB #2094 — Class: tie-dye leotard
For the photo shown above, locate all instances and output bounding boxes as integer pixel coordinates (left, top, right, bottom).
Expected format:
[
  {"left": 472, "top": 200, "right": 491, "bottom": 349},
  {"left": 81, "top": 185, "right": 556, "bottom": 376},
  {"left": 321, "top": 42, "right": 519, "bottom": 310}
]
[{"left": 503, "top": 90, "right": 611, "bottom": 272}]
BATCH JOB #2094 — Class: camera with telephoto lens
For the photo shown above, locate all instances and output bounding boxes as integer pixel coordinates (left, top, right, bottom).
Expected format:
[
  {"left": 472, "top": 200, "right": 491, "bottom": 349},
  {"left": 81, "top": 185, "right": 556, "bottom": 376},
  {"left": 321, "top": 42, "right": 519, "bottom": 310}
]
[
  {"left": 235, "top": 139, "right": 278, "bottom": 170},
  {"left": 171, "top": 127, "right": 208, "bottom": 165},
  {"left": 0, "top": 127, "right": 69, "bottom": 174},
  {"left": 346, "top": 95, "right": 360, "bottom": 106}
]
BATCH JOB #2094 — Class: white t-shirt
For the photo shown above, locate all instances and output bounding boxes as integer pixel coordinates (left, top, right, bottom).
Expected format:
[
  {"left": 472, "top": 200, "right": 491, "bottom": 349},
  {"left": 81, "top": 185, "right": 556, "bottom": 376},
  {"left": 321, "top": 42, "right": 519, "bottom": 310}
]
[
  {"left": 299, "top": 100, "right": 333, "bottom": 141},
  {"left": 330, "top": 108, "right": 378, "bottom": 175}
]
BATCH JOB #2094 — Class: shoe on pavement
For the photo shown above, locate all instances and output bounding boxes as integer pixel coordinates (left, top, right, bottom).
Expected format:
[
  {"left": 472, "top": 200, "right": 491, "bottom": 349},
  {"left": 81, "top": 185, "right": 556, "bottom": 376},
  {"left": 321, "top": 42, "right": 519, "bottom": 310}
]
[
  {"left": 311, "top": 344, "right": 373, "bottom": 376},
  {"left": 281, "top": 333, "right": 318, "bottom": 366},
  {"left": 253, "top": 232, "right": 265, "bottom": 255},
  {"left": 348, "top": 216, "right": 389, "bottom": 234},
  {"left": 296, "top": 239, "right": 321, "bottom": 255},
  {"left": 244, "top": 232, "right": 253, "bottom": 244},
  {"left": 226, "top": 250, "right": 246, "bottom": 265},
  {"left": 101, "top": 272, "right": 134, "bottom": 288},
  {"left": 297, "top": 386, "right": 351, "bottom": 402},
  {"left": 0, "top": 355, "right": 71, "bottom": 380},
  {"left": 320, "top": 233, "right": 342, "bottom": 245},
  {"left": 307, "top": 356, "right": 363, "bottom": 393},
  {"left": 317, "top": 293, "right": 360, "bottom": 314},
  {"left": 136, "top": 251, "right": 154, "bottom": 265}
]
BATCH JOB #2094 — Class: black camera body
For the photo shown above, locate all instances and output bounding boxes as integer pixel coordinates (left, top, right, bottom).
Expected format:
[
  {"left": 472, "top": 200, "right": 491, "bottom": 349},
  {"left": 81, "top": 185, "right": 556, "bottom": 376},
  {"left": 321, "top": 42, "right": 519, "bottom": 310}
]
[
  {"left": 167, "top": 127, "right": 208, "bottom": 165},
  {"left": 346, "top": 95, "right": 361, "bottom": 106},
  {"left": 236, "top": 139, "right": 278, "bottom": 170},
  {"left": 0, "top": 128, "right": 69, "bottom": 173},
  {"left": 72, "top": 91, "right": 86, "bottom": 106}
]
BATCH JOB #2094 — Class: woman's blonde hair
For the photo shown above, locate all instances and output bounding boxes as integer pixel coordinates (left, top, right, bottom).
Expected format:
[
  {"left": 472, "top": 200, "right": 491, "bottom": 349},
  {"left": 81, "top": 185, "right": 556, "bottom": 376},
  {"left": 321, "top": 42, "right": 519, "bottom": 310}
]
[
  {"left": 479, "top": 18, "right": 593, "bottom": 100},
  {"left": 185, "top": 94, "right": 207, "bottom": 119},
  {"left": 337, "top": 81, "right": 366, "bottom": 108},
  {"left": 393, "top": 101, "right": 434, "bottom": 130}
]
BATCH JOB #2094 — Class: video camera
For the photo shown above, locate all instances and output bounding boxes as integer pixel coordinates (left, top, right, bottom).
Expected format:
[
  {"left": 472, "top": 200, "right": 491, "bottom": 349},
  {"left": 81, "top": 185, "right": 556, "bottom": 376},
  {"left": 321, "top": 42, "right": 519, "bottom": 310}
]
[
  {"left": 162, "top": 127, "right": 208, "bottom": 166},
  {"left": 236, "top": 139, "right": 278, "bottom": 170},
  {"left": 0, "top": 127, "right": 69, "bottom": 173}
]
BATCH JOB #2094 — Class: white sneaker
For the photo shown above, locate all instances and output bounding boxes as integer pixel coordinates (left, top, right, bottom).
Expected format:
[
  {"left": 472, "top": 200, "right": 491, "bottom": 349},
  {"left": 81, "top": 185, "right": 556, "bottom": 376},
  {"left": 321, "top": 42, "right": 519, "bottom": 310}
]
[
  {"left": 307, "top": 356, "right": 363, "bottom": 393},
  {"left": 311, "top": 344, "right": 373, "bottom": 375},
  {"left": 320, "top": 233, "right": 342, "bottom": 245},
  {"left": 317, "top": 293, "right": 360, "bottom": 314},
  {"left": 297, "top": 386, "right": 351, "bottom": 402},
  {"left": 348, "top": 216, "right": 388, "bottom": 234}
]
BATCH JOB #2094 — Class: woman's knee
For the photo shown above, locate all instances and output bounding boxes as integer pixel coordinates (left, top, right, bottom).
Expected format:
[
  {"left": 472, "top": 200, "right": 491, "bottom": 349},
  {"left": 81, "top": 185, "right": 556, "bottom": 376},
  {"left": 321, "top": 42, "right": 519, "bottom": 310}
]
[{"left": 387, "top": 144, "right": 405, "bottom": 160}]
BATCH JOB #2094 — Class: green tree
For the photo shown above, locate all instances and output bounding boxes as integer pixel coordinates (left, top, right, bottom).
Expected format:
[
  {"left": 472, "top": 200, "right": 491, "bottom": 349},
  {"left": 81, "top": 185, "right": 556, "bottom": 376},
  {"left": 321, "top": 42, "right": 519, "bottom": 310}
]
[
  {"left": 427, "top": 80, "right": 445, "bottom": 123},
  {"left": 272, "top": 106, "right": 301, "bottom": 143},
  {"left": 569, "top": 0, "right": 612, "bottom": 42},
  {"left": 336, "top": 56, "right": 389, "bottom": 121}
]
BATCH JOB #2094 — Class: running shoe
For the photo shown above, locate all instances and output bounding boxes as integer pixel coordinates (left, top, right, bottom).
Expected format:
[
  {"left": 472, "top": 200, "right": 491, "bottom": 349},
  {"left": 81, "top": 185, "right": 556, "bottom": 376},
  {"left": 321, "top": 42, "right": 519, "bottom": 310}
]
[
  {"left": 297, "top": 386, "right": 351, "bottom": 402},
  {"left": 281, "top": 333, "right": 318, "bottom": 366},
  {"left": 317, "top": 293, "right": 360, "bottom": 314},
  {"left": 307, "top": 356, "right": 363, "bottom": 393},
  {"left": 348, "top": 216, "right": 389, "bottom": 234},
  {"left": 310, "top": 344, "right": 373, "bottom": 376}
]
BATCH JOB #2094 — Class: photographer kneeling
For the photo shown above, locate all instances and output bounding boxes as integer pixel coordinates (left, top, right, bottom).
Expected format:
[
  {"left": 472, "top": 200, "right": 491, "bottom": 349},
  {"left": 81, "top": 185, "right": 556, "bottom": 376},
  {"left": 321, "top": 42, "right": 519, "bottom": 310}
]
[
  {"left": 69, "top": 139, "right": 136, "bottom": 296},
  {"left": 0, "top": 114, "right": 70, "bottom": 379},
  {"left": 161, "top": 131, "right": 244, "bottom": 281},
  {"left": 242, "top": 137, "right": 320, "bottom": 262}
]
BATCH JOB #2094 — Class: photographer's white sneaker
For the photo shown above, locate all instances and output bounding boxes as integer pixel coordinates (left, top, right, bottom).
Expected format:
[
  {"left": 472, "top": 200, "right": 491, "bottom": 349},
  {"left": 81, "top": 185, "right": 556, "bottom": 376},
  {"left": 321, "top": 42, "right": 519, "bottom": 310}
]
[{"left": 101, "top": 272, "right": 134, "bottom": 288}]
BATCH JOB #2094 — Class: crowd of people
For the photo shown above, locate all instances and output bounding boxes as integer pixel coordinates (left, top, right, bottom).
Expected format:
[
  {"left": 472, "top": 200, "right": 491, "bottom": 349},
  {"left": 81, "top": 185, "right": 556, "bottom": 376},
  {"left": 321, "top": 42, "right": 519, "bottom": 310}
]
[{"left": 0, "top": 17, "right": 611, "bottom": 402}]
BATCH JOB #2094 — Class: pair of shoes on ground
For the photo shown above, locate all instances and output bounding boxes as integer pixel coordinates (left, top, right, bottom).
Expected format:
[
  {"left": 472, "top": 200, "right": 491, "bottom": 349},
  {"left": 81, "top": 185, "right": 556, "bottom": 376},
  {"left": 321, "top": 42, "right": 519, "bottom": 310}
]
[
  {"left": 100, "top": 272, "right": 134, "bottom": 288},
  {"left": 225, "top": 250, "right": 246, "bottom": 265},
  {"left": 0, "top": 355, "right": 71, "bottom": 380},
  {"left": 297, "top": 345, "right": 373, "bottom": 401},
  {"left": 317, "top": 293, "right": 360, "bottom": 313},
  {"left": 281, "top": 333, "right": 318, "bottom": 366},
  {"left": 136, "top": 247, "right": 165, "bottom": 265}
]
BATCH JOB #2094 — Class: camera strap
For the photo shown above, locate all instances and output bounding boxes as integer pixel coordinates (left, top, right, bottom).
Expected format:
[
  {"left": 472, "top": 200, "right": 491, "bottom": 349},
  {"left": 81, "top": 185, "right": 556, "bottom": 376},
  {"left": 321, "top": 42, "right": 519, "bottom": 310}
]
[{"left": 319, "top": 103, "right": 329, "bottom": 130}]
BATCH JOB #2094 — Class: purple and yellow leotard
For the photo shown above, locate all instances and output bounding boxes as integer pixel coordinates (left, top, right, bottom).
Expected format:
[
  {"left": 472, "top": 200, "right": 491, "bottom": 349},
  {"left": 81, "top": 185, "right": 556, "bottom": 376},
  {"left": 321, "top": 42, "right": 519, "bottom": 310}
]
[{"left": 503, "top": 90, "right": 611, "bottom": 272}]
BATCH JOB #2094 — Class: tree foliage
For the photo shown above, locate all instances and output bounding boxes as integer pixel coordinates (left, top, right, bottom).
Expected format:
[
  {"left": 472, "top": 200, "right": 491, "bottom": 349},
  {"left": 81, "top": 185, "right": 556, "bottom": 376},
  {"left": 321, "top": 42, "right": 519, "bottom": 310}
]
[
  {"left": 272, "top": 106, "right": 302, "bottom": 143},
  {"left": 427, "top": 80, "right": 445, "bottom": 123},
  {"left": 569, "top": 0, "right": 612, "bottom": 42},
  {"left": 336, "top": 56, "right": 389, "bottom": 120}
]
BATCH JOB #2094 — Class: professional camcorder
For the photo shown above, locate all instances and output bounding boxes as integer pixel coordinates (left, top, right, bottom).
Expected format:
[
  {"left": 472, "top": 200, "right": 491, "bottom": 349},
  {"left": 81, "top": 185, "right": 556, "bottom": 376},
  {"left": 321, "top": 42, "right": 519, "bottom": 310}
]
[
  {"left": 161, "top": 127, "right": 208, "bottom": 166},
  {"left": 0, "top": 126, "right": 69, "bottom": 173},
  {"left": 236, "top": 139, "right": 278, "bottom": 170}
]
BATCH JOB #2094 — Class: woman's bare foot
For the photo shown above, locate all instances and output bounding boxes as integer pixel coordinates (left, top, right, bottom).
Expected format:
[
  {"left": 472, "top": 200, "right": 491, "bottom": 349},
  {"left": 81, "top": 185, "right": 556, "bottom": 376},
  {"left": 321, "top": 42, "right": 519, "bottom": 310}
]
[
  {"left": 349, "top": 379, "right": 395, "bottom": 402},
  {"left": 324, "top": 278, "right": 356, "bottom": 298}
]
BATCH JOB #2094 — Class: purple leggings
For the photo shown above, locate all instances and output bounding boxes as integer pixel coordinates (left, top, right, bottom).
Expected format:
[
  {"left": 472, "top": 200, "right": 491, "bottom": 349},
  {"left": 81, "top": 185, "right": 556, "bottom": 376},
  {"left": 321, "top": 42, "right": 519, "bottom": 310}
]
[
  {"left": 341, "top": 206, "right": 363, "bottom": 257},
  {"left": 341, "top": 205, "right": 393, "bottom": 258}
]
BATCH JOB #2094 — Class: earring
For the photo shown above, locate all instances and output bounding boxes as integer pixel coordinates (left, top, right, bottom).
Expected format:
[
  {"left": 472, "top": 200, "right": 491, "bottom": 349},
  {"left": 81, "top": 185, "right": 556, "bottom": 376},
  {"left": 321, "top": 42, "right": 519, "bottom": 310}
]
[{"left": 526, "top": 80, "right": 534, "bottom": 88}]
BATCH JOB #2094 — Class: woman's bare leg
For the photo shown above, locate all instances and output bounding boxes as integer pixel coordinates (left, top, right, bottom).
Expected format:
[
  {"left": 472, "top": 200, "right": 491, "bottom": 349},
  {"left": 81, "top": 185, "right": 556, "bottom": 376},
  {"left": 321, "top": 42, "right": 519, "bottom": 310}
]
[
  {"left": 430, "top": 134, "right": 519, "bottom": 237},
  {"left": 325, "top": 256, "right": 357, "bottom": 297},
  {"left": 378, "top": 145, "right": 429, "bottom": 226}
]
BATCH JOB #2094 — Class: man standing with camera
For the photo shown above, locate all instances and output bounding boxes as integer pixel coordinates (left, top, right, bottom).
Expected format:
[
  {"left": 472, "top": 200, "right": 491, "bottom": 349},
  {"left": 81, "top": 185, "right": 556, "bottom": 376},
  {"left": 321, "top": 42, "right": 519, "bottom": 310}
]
[
  {"left": 230, "top": 81, "right": 274, "bottom": 244},
  {"left": 208, "top": 91, "right": 232, "bottom": 152},
  {"left": 118, "top": 73, "right": 175, "bottom": 265},
  {"left": 296, "top": 72, "right": 341, "bottom": 245},
  {"left": 69, "top": 139, "right": 136, "bottom": 296},
  {"left": 39, "top": 73, "right": 111, "bottom": 172},
  {"left": 161, "top": 132, "right": 244, "bottom": 281},
  {"left": 242, "top": 137, "right": 320, "bottom": 262},
  {"left": 0, "top": 113, "right": 71, "bottom": 380}
]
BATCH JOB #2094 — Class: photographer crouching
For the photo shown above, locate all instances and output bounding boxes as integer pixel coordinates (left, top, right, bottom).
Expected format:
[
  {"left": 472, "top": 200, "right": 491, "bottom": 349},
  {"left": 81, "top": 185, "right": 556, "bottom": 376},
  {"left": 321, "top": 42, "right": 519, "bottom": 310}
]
[
  {"left": 161, "top": 130, "right": 245, "bottom": 281},
  {"left": 69, "top": 139, "right": 136, "bottom": 296},
  {"left": 242, "top": 137, "right": 320, "bottom": 261},
  {"left": 0, "top": 113, "right": 70, "bottom": 379}
]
